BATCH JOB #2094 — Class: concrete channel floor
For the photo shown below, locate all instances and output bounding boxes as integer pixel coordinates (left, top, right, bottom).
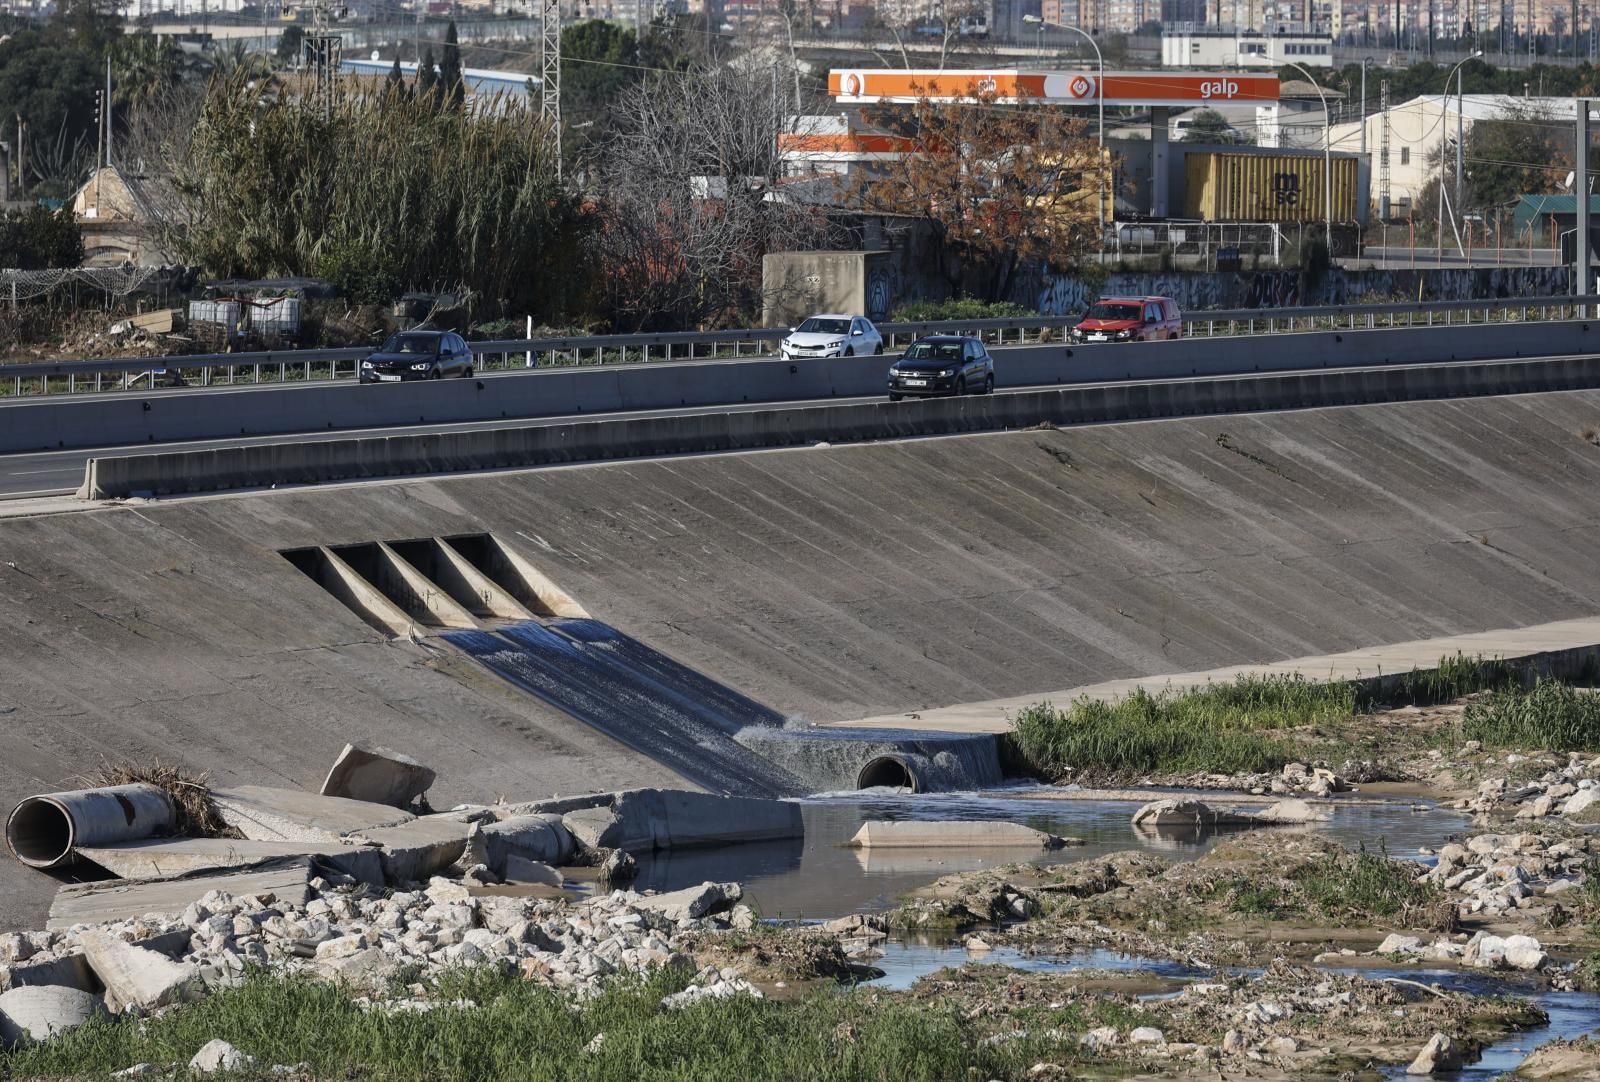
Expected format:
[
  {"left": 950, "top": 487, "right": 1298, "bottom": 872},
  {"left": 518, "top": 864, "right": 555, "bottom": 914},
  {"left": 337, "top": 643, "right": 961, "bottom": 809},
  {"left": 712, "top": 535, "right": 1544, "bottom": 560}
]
[{"left": 820, "top": 616, "right": 1600, "bottom": 734}]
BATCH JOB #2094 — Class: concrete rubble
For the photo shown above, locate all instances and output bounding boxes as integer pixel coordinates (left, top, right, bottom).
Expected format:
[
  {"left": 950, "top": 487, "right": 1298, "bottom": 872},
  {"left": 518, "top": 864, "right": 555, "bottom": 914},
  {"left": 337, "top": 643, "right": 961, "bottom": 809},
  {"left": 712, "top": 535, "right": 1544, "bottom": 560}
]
[
  {"left": 845, "top": 820, "right": 1075, "bottom": 849},
  {"left": 1131, "top": 798, "right": 1327, "bottom": 831},
  {"left": 0, "top": 985, "right": 107, "bottom": 1044},
  {"left": 1452, "top": 754, "right": 1600, "bottom": 823},
  {"left": 1406, "top": 1032, "right": 1462, "bottom": 1075},
  {"left": 1417, "top": 828, "right": 1596, "bottom": 920},
  {"left": 319, "top": 743, "right": 436, "bottom": 808}
]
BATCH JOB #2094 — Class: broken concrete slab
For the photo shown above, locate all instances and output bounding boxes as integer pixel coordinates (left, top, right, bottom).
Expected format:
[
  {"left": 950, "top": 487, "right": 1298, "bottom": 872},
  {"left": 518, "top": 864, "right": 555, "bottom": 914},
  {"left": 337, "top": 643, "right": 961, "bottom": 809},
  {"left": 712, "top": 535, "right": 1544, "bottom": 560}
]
[
  {"left": 481, "top": 816, "right": 573, "bottom": 873},
  {"left": 0, "top": 985, "right": 108, "bottom": 1045},
  {"left": 211, "top": 786, "right": 414, "bottom": 844},
  {"left": 844, "top": 820, "right": 1074, "bottom": 849},
  {"left": 48, "top": 861, "right": 314, "bottom": 931},
  {"left": 502, "top": 856, "right": 563, "bottom": 888},
  {"left": 561, "top": 790, "right": 802, "bottom": 854},
  {"left": 319, "top": 744, "right": 436, "bottom": 809},
  {"left": 1250, "top": 798, "right": 1329, "bottom": 824},
  {"left": 0, "top": 953, "right": 97, "bottom": 994},
  {"left": 632, "top": 882, "right": 742, "bottom": 922},
  {"left": 1131, "top": 800, "right": 1259, "bottom": 830},
  {"left": 75, "top": 838, "right": 382, "bottom": 887},
  {"left": 346, "top": 816, "right": 474, "bottom": 885},
  {"left": 78, "top": 930, "right": 201, "bottom": 1012}
]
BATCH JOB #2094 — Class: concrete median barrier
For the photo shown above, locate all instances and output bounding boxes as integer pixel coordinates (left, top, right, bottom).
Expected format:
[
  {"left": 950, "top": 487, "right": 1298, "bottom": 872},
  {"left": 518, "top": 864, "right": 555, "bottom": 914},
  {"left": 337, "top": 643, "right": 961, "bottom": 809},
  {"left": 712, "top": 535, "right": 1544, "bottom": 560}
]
[{"left": 77, "top": 354, "right": 1600, "bottom": 500}]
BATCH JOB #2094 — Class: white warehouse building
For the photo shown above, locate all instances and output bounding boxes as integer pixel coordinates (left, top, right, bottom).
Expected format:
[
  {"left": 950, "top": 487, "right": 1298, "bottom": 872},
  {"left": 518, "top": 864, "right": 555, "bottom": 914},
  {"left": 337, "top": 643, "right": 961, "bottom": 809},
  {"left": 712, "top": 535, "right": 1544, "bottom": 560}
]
[{"left": 1160, "top": 29, "right": 1335, "bottom": 69}]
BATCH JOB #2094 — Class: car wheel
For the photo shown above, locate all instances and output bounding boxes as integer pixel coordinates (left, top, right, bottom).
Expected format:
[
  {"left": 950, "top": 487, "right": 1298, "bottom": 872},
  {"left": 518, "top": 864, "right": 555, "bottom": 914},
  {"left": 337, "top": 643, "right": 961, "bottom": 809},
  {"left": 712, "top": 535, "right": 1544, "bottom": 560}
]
[
  {"left": 888, "top": 393, "right": 902, "bottom": 402},
  {"left": 463, "top": 365, "right": 474, "bottom": 378},
  {"left": 429, "top": 369, "right": 442, "bottom": 380},
  {"left": 983, "top": 374, "right": 994, "bottom": 395},
  {"left": 874, "top": 344, "right": 884, "bottom": 355},
  {"left": 955, "top": 377, "right": 967, "bottom": 396},
  {"left": 844, "top": 346, "right": 854, "bottom": 357}
]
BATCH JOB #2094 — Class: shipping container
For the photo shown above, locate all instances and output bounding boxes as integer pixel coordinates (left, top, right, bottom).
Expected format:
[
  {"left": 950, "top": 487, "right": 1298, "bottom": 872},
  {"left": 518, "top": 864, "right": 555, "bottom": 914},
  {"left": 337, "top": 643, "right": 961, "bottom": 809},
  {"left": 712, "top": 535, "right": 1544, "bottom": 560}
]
[
  {"left": 1183, "top": 152, "right": 1359, "bottom": 224},
  {"left": 251, "top": 295, "right": 302, "bottom": 336}
]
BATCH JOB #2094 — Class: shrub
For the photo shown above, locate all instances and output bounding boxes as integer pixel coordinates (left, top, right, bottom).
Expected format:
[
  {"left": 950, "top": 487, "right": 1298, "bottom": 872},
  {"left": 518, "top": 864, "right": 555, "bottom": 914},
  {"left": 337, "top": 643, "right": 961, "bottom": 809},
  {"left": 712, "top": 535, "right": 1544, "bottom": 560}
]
[
  {"left": 890, "top": 296, "right": 1034, "bottom": 322},
  {"left": 1458, "top": 680, "right": 1600, "bottom": 751}
]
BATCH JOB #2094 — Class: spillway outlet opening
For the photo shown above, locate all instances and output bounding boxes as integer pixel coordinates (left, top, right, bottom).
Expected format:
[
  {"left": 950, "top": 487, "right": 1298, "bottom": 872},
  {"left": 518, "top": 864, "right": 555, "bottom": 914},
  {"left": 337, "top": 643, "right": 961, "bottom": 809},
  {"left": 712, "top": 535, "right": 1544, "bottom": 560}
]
[
  {"left": 6, "top": 796, "right": 75, "bottom": 868},
  {"left": 858, "top": 756, "right": 919, "bottom": 793}
]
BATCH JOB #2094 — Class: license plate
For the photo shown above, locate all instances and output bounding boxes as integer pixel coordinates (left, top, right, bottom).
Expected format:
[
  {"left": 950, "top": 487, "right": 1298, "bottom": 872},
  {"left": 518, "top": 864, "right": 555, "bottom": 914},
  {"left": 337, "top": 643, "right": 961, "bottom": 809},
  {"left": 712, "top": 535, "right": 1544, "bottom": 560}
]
[
  {"left": 378, "top": 374, "right": 400, "bottom": 382},
  {"left": 904, "top": 379, "right": 928, "bottom": 387},
  {"left": 1088, "top": 334, "right": 1107, "bottom": 342}
]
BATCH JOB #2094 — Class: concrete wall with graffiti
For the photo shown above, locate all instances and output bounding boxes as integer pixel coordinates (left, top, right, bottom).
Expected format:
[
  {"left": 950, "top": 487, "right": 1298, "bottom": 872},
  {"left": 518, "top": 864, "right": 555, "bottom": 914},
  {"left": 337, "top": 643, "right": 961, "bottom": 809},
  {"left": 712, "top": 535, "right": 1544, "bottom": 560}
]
[{"left": 1028, "top": 266, "right": 1575, "bottom": 315}]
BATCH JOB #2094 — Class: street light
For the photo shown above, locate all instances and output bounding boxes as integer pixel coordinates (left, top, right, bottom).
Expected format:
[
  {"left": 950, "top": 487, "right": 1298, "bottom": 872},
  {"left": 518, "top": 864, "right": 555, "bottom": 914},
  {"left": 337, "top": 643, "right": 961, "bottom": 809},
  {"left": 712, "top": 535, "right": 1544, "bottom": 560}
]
[
  {"left": 1283, "top": 60, "right": 1331, "bottom": 235},
  {"left": 1056, "top": 24, "right": 1105, "bottom": 239},
  {"left": 1360, "top": 57, "right": 1374, "bottom": 157},
  {"left": 1451, "top": 50, "right": 1484, "bottom": 211}
]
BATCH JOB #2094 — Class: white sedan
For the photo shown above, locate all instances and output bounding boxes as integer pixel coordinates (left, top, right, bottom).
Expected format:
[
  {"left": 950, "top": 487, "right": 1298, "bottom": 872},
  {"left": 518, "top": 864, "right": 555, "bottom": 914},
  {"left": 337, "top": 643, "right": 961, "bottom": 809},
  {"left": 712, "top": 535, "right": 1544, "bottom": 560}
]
[{"left": 780, "top": 314, "right": 884, "bottom": 359}]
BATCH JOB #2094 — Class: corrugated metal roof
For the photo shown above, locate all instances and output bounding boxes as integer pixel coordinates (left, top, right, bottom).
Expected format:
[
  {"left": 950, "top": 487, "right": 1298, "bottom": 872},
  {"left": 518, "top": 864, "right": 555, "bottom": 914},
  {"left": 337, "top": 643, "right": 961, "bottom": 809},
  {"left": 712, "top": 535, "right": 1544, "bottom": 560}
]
[{"left": 1512, "top": 193, "right": 1600, "bottom": 237}]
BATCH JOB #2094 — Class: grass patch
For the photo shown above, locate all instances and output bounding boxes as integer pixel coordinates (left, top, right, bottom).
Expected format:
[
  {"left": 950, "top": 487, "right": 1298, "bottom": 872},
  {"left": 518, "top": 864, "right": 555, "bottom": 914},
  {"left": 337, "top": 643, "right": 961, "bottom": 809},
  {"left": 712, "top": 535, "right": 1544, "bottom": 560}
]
[
  {"left": 1292, "top": 843, "right": 1450, "bottom": 928},
  {"left": 1373, "top": 652, "right": 1519, "bottom": 709},
  {"left": 1190, "top": 876, "right": 1299, "bottom": 917},
  {"left": 2, "top": 967, "right": 1052, "bottom": 1082},
  {"left": 1455, "top": 680, "right": 1600, "bottom": 752},
  {"left": 1009, "top": 675, "right": 1354, "bottom": 778}
]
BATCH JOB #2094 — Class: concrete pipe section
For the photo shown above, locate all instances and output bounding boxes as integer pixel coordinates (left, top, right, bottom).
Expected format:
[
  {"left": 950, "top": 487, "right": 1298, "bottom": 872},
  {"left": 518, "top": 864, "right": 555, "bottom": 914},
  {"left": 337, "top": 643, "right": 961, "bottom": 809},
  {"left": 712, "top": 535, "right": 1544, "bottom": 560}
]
[
  {"left": 5, "top": 784, "right": 176, "bottom": 869},
  {"left": 856, "top": 755, "right": 920, "bottom": 793}
]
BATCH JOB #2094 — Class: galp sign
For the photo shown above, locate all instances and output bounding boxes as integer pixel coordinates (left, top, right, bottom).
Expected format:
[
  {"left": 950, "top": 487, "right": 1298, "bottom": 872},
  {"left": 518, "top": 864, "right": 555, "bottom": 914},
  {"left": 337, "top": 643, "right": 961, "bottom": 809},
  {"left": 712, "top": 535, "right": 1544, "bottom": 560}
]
[{"left": 1199, "top": 79, "right": 1240, "bottom": 100}]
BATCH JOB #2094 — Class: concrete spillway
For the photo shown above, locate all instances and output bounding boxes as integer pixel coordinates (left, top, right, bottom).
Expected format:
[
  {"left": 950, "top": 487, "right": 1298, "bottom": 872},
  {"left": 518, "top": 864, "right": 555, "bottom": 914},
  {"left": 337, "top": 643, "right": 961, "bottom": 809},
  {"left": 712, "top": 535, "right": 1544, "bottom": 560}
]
[{"left": 443, "top": 621, "right": 807, "bottom": 798}]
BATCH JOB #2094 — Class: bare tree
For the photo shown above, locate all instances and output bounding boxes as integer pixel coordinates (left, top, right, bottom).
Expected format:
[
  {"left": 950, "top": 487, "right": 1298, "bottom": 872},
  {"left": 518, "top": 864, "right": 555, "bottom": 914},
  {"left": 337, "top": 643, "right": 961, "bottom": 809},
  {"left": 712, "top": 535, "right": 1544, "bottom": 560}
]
[
  {"left": 592, "top": 61, "right": 835, "bottom": 330},
  {"left": 863, "top": 0, "right": 995, "bottom": 70}
]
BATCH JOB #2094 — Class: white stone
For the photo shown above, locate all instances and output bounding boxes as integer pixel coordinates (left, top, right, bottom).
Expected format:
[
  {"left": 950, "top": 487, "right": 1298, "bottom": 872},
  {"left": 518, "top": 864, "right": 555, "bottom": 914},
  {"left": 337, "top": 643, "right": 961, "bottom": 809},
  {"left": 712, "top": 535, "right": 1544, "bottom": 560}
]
[
  {"left": 1502, "top": 935, "right": 1547, "bottom": 971},
  {"left": 1081, "top": 1025, "right": 1119, "bottom": 1051},
  {"left": 1128, "top": 1026, "right": 1164, "bottom": 1045},
  {"left": 190, "top": 1039, "right": 257, "bottom": 1073},
  {"left": 1378, "top": 934, "right": 1422, "bottom": 955},
  {"left": 1406, "top": 1032, "right": 1461, "bottom": 1075}
]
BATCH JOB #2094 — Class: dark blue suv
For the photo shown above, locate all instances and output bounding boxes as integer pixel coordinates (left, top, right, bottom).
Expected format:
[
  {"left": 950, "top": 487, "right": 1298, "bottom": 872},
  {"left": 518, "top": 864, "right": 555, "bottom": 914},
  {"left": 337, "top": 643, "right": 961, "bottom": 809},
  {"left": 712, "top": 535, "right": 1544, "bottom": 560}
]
[
  {"left": 886, "top": 335, "right": 995, "bottom": 400},
  {"left": 360, "top": 330, "right": 475, "bottom": 383}
]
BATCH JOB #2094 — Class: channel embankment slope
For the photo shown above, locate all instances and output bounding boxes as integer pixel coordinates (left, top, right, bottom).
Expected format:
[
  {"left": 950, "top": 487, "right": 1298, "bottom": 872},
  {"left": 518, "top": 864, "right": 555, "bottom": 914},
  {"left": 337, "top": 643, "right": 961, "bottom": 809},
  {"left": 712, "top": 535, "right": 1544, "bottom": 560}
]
[{"left": 4, "top": 389, "right": 1600, "bottom": 926}]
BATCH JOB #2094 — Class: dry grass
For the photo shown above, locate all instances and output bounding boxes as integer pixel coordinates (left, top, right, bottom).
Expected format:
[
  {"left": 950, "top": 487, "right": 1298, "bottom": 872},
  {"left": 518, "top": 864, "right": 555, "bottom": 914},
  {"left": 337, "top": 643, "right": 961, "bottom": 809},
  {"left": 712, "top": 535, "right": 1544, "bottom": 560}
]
[{"left": 84, "top": 760, "right": 237, "bottom": 839}]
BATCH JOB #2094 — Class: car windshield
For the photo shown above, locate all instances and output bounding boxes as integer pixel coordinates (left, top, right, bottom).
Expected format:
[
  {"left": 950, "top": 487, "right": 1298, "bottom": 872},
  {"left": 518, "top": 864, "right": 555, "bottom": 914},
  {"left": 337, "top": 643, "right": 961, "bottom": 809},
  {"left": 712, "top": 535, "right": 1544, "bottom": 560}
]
[
  {"left": 903, "top": 341, "right": 963, "bottom": 361},
  {"left": 382, "top": 334, "right": 440, "bottom": 354},
  {"left": 797, "top": 318, "right": 850, "bottom": 335},
  {"left": 1085, "top": 303, "right": 1142, "bottom": 321}
]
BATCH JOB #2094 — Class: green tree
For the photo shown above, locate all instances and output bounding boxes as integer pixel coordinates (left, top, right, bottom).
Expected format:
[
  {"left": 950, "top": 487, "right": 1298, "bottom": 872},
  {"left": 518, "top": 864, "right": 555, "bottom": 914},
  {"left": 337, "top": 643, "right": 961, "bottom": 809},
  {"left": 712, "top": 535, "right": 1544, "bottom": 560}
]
[
  {"left": 384, "top": 55, "right": 407, "bottom": 100},
  {"left": 439, "top": 21, "right": 464, "bottom": 108},
  {"left": 0, "top": 27, "right": 102, "bottom": 191},
  {"left": 110, "top": 31, "right": 182, "bottom": 111},
  {"left": 276, "top": 25, "right": 304, "bottom": 65},
  {"left": 561, "top": 19, "right": 640, "bottom": 161},
  {"left": 1180, "top": 108, "right": 1248, "bottom": 144},
  {"left": 417, "top": 45, "right": 438, "bottom": 102},
  {"left": 0, "top": 205, "right": 84, "bottom": 268}
]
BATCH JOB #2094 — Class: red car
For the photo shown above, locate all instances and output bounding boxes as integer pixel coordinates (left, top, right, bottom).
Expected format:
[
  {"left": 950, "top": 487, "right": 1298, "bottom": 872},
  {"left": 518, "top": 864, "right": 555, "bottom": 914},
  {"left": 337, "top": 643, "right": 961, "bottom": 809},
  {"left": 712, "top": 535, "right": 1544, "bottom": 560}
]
[{"left": 1071, "top": 296, "right": 1182, "bottom": 343}]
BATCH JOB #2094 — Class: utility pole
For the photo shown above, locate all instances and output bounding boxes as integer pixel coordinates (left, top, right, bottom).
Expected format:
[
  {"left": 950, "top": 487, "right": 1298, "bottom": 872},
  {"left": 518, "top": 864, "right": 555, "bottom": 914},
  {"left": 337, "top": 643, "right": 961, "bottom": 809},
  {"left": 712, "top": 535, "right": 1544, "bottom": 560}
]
[
  {"left": 306, "top": 0, "right": 341, "bottom": 121},
  {"left": 539, "top": 0, "right": 561, "bottom": 179},
  {"left": 104, "top": 55, "right": 112, "bottom": 169},
  {"left": 1379, "top": 78, "right": 1391, "bottom": 218},
  {"left": 1578, "top": 98, "right": 1592, "bottom": 295}
]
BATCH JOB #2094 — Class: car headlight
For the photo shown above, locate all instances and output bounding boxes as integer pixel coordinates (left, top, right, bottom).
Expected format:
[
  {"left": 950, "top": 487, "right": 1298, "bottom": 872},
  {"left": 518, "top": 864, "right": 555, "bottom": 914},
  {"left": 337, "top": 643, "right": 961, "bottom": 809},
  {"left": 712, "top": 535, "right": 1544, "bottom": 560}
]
[
  {"left": 361, "top": 361, "right": 373, "bottom": 368},
  {"left": 1114, "top": 330, "right": 1132, "bottom": 340},
  {"left": 939, "top": 367, "right": 956, "bottom": 377}
]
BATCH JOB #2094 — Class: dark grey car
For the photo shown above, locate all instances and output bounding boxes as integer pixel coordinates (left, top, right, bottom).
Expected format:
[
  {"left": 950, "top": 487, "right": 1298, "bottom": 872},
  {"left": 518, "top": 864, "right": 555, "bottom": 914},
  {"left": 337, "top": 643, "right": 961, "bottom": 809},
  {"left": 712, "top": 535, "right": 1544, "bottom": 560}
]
[
  {"left": 360, "top": 330, "right": 475, "bottom": 383},
  {"left": 886, "top": 335, "right": 995, "bottom": 400}
]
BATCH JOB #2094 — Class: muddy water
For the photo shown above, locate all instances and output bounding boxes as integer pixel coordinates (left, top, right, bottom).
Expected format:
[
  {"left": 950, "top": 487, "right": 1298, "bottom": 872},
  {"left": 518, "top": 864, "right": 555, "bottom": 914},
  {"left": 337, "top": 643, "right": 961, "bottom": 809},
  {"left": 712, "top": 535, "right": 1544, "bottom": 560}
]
[{"left": 629, "top": 784, "right": 1472, "bottom": 921}]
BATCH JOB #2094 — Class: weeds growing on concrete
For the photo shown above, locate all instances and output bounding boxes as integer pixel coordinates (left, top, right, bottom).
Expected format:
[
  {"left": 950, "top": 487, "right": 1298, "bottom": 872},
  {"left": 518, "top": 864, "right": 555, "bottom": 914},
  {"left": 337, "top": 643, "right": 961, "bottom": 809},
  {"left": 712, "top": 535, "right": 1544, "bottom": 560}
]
[
  {"left": 4, "top": 967, "right": 1043, "bottom": 1081},
  {"left": 1009, "top": 675, "right": 1354, "bottom": 778},
  {"left": 1457, "top": 680, "right": 1600, "bottom": 752},
  {"left": 1371, "top": 653, "right": 1516, "bottom": 710},
  {"left": 86, "top": 760, "right": 237, "bottom": 839}
]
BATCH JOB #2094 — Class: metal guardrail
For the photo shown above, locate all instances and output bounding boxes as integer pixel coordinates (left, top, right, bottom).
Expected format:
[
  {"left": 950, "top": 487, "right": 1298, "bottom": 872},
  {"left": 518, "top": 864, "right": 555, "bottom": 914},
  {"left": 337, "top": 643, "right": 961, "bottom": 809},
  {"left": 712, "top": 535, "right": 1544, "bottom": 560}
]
[{"left": 3, "top": 297, "right": 1597, "bottom": 399}]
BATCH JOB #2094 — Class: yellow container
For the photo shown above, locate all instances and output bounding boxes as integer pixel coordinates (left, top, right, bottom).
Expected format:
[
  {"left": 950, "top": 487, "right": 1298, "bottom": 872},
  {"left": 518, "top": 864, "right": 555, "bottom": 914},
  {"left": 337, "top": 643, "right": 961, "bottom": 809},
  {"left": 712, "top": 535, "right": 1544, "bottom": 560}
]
[{"left": 1184, "top": 152, "right": 1358, "bottom": 223}]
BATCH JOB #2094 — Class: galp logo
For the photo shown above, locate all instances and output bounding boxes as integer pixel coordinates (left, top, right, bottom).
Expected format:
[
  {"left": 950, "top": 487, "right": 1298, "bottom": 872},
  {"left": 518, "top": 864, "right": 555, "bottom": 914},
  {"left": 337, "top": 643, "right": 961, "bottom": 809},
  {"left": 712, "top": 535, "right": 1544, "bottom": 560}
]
[
  {"left": 843, "top": 72, "right": 862, "bottom": 96},
  {"left": 1067, "top": 74, "right": 1095, "bottom": 99},
  {"left": 1199, "top": 78, "right": 1240, "bottom": 99}
]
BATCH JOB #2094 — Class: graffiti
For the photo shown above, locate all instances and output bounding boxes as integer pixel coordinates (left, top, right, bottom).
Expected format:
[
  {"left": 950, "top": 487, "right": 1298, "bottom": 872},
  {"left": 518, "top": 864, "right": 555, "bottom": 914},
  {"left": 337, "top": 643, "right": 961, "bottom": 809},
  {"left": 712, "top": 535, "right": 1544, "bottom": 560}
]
[
  {"left": 1034, "top": 266, "right": 1574, "bottom": 315},
  {"left": 866, "top": 267, "right": 893, "bottom": 321}
]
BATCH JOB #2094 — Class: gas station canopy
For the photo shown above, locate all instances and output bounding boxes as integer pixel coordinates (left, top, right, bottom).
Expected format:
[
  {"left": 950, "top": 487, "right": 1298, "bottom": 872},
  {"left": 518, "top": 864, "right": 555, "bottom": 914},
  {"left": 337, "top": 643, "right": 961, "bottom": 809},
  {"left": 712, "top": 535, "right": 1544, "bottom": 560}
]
[{"left": 827, "top": 69, "right": 1281, "bottom": 108}]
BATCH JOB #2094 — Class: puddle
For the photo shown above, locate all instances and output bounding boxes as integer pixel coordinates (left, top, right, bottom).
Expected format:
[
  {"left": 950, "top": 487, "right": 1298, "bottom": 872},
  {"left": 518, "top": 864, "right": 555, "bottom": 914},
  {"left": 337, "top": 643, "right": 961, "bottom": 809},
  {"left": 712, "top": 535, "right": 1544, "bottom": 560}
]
[
  {"left": 629, "top": 784, "right": 1472, "bottom": 921},
  {"left": 856, "top": 940, "right": 1600, "bottom": 1076}
]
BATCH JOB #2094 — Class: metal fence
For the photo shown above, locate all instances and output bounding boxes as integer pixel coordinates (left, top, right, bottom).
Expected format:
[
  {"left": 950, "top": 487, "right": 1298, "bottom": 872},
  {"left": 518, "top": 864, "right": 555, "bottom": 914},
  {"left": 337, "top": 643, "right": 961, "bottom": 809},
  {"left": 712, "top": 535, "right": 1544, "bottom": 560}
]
[{"left": 4, "top": 296, "right": 1597, "bottom": 399}]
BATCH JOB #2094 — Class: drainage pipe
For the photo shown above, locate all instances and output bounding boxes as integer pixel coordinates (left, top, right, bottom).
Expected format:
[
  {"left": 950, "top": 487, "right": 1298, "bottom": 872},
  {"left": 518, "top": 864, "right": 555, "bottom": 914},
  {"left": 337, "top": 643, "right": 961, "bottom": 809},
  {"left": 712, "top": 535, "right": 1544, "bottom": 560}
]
[
  {"left": 857, "top": 755, "right": 920, "bottom": 793},
  {"left": 6, "top": 784, "right": 176, "bottom": 869}
]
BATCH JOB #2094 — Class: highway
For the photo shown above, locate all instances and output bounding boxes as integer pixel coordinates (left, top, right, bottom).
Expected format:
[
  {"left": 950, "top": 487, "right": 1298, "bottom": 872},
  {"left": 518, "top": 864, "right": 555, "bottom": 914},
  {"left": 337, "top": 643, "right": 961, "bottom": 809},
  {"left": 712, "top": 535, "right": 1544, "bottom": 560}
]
[{"left": 7, "top": 351, "right": 1590, "bottom": 501}]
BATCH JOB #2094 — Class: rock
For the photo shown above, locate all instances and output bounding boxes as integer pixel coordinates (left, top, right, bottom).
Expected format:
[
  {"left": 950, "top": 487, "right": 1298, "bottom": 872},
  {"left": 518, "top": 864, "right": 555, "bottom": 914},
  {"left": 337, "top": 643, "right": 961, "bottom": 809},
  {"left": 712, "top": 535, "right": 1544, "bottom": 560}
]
[
  {"left": 660, "top": 979, "right": 762, "bottom": 1010},
  {"left": 0, "top": 985, "right": 108, "bottom": 1044},
  {"left": 598, "top": 849, "right": 637, "bottom": 885},
  {"left": 1222, "top": 1029, "right": 1242, "bottom": 1054},
  {"left": 1266, "top": 1036, "right": 1298, "bottom": 1055},
  {"left": 964, "top": 935, "right": 992, "bottom": 952},
  {"left": 1081, "top": 1025, "right": 1118, "bottom": 1051},
  {"left": 502, "top": 856, "right": 563, "bottom": 888},
  {"left": 1406, "top": 1032, "right": 1462, "bottom": 1075},
  {"left": 211, "top": 785, "right": 413, "bottom": 844},
  {"left": 558, "top": 790, "right": 803, "bottom": 854},
  {"left": 1378, "top": 934, "right": 1423, "bottom": 956},
  {"left": 79, "top": 930, "right": 201, "bottom": 1012},
  {"left": 1132, "top": 800, "right": 1255, "bottom": 830},
  {"left": 113, "top": 1065, "right": 157, "bottom": 1077},
  {"left": 845, "top": 820, "right": 1071, "bottom": 849},
  {"left": 820, "top": 914, "right": 887, "bottom": 937},
  {"left": 319, "top": 743, "right": 436, "bottom": 808},
  {"left": 1128, "top": 1026, "right": 1164, "bottom": 1045},
  {"left": 1562, "top": 789, "right": 1600, "bottom": 818},
  {"left": 425, "top": 877, "right": 472, "bottom": 906},
  {"left": 1502, "top": 935, "right": 1547, "bottom": 971},
  {"left": 190, "top": 1039, "right": 256, "bottom": 1073},
  {"left": 1251, "top": 799, "right": 1327, "bottom": 824},
  {"left": 632, "top": 882, "right": 741, "bottom": 922},
  {"left": 481, "top": 816, "right": 574, "bottom": 872}
]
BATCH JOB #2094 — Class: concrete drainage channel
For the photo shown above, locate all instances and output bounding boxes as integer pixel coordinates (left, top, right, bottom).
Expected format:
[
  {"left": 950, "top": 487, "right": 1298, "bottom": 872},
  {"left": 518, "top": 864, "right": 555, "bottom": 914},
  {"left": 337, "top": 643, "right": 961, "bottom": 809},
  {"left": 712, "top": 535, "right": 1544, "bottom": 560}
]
[{"left": 282, "top": 532, "right": 1002, "bottom": 798}]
